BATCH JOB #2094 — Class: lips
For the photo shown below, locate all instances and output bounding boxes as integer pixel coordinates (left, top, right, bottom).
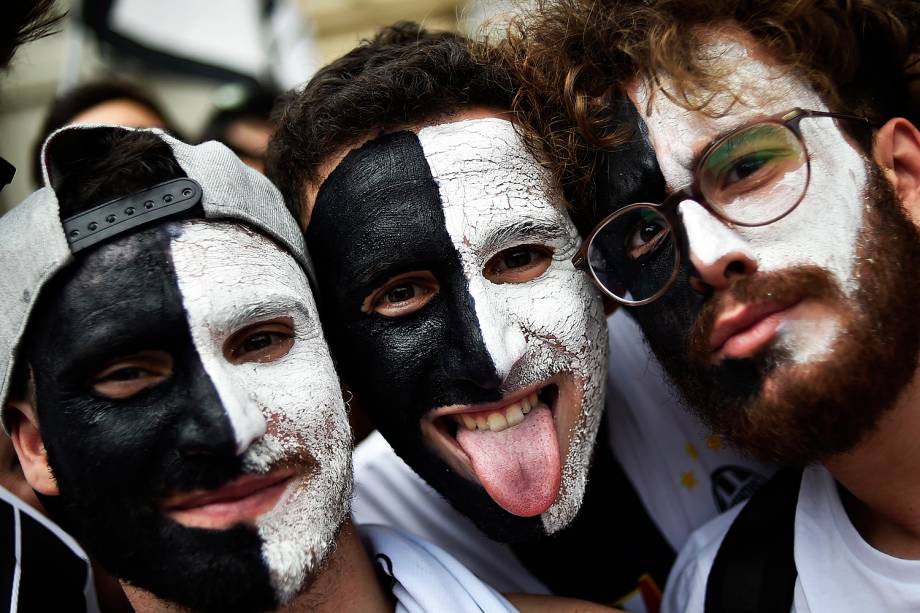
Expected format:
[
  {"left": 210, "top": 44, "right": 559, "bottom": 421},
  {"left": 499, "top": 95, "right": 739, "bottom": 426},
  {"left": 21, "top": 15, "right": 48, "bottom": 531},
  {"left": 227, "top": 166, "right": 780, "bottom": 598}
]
[
  {"left": 162, "top": 468, "right": 296, "bottom": 530},
  {"left": 709, "top": 298, "right": 800, "bottom": 361},
  {"left": 421, "top": 379, "right": 569, "bottom": 517}
]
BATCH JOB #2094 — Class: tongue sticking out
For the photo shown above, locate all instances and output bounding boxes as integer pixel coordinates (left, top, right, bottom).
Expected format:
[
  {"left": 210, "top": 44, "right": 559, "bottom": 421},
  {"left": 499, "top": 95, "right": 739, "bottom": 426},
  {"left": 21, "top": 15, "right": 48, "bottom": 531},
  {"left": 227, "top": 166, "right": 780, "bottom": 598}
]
[{"left": 455, "top": 406, "right": 561, "bottom": 517}]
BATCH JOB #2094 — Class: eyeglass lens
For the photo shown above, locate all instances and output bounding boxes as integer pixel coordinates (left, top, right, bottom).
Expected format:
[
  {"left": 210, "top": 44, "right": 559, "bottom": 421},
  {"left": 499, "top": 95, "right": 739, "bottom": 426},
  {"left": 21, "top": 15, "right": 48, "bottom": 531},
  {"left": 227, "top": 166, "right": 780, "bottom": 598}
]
[
  {"left": 587, "top": 122, "right": 808, "bottom": 303},
  {"left": 699, "top": 122, "right": 807, "bottom": 225},
  {"left": 587, "top": 206, "right": 677, "bottom": 303}
]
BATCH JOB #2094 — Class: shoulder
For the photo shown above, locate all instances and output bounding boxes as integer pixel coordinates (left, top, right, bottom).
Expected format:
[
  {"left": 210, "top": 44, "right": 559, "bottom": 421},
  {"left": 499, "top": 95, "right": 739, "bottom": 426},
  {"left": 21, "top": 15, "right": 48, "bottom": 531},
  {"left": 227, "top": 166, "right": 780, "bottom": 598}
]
[
  {"left": 352, "top": 431, "right": 441, "bottom": 524},
  {"left": 661, "top": 503, "right": 745, "bottom": 613},
  {"left": 353, "top": 429, "right": 398, "bottom": 469}
]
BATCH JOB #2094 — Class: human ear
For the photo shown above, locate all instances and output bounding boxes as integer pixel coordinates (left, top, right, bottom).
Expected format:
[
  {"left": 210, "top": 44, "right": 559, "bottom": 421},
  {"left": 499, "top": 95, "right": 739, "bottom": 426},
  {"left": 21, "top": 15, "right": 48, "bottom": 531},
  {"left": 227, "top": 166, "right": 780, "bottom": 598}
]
[
  {"left": 7, "top": 401, "right": 59, "bottom": 497},
  {"left": 873, "top": 118, "right": 920, "bottom": 226}
]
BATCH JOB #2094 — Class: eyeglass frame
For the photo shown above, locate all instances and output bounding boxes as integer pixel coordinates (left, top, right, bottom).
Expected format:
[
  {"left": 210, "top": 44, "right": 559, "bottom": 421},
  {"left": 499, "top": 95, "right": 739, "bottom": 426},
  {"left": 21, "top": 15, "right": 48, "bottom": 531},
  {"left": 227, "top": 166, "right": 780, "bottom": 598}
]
[{"left": 572, "top": 107, "right": 876, "bottom": 306}]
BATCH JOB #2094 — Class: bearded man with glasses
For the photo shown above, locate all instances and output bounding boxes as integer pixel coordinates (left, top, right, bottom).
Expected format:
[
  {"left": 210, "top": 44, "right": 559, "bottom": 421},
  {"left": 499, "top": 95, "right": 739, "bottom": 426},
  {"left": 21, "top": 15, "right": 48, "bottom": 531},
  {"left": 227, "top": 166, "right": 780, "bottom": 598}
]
[{"left": 502, "top": 0, "right": 920, "bottom": 611}]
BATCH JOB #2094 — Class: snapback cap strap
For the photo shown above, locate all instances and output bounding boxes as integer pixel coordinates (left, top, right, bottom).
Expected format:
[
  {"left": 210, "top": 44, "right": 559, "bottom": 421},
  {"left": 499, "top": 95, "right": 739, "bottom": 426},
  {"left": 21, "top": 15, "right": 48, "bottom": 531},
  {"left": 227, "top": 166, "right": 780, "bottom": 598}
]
[{"left": 62, "top": 178, "right": 202, "bottom": 253}]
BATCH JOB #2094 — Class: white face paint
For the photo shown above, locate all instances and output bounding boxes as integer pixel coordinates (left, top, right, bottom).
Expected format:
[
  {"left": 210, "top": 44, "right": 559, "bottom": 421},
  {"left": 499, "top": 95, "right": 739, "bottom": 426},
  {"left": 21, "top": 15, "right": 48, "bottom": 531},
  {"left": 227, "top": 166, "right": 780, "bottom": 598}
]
[
  {"left": 169, "top": 221, "right": 352, "bottom": 604},
  {"left": 416, "top": 118, "right": 608, "bottom": 532},
  {"left": 631, "top": 36, "right": 869, "bottom": 362}
]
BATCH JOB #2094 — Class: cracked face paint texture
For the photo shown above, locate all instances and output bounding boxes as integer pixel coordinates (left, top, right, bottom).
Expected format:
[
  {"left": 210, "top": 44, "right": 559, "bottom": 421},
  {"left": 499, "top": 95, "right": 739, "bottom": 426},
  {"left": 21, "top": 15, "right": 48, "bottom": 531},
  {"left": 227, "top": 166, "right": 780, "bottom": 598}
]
[
  {"left": 308, "top": 118, "right": 607, "bottom": 541},
  {"left": 631, "top": 38, "right": 868, "bottom": 363},
  {"left": 25, "top": 221, "right": 350, "bottom": 613}
]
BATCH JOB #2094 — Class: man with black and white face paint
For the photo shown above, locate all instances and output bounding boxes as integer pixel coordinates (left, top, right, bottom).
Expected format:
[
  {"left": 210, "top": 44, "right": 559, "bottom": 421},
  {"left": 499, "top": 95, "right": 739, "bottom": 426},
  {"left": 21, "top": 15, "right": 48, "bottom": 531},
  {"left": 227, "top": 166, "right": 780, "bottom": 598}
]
[
  {"left": 269, "top": 23, "right": 773, "bottom": 609},
  {"left": 308, "top": 115, "right": 608, "bottom": 531},
  {"left": 0, "top": 125, "right": 354, "bottom": 613},
  {"left": 504, "top": 1, "right": 920, "bottom": 611},
  {"left": 1, "top": 125, "right": 532, "bottom": 613}
]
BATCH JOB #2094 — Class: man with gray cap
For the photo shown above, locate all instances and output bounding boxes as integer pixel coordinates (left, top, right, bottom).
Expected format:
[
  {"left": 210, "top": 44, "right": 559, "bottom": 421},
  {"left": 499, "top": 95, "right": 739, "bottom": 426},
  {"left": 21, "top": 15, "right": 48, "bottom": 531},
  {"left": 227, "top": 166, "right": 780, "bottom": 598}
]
[{"left": 0, "top": 124, "right": 526, "bottom": 613}]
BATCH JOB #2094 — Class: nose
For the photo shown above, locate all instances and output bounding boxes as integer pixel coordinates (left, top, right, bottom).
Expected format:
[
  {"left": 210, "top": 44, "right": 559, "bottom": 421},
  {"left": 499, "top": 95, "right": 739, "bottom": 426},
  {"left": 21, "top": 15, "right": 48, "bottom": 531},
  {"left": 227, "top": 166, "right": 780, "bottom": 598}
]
[
  {"left": 679, "top": 200, "right": 758, "bottom": 293},
  {"left": 176, "top": 371, "right": 239, "bottom": 459},
  {"left": 440, "top": 278, "right": 528, "bottom": 393},
  {"left": 465, "top": 278, "right": 527, "bottom": 382},
  {"left": 210, "top": 373, "right": 267, "bottom": 455}
]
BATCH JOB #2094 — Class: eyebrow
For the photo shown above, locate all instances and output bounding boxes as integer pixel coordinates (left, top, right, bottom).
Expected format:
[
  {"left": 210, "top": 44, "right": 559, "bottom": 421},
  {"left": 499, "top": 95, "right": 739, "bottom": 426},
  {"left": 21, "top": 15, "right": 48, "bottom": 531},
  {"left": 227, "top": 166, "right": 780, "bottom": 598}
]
[
  {"left": 477, "top": 219, "right": 571, "bottom": 253},
  {"left": 218, "top": 295, "right": 314, "bottom": 332}
]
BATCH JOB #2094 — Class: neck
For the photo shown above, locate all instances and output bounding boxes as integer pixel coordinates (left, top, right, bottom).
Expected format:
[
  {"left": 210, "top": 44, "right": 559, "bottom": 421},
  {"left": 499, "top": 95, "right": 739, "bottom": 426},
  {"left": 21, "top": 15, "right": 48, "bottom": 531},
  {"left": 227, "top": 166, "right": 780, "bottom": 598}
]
[
  {"left": 825, "top": 366, "right": 920, "bottom": 558},
  {"left": 122, "top": 519, "right": 393, "bottom": 612},
  {"left": 511, "top": 430, "right": 675, "bottom": 603}
]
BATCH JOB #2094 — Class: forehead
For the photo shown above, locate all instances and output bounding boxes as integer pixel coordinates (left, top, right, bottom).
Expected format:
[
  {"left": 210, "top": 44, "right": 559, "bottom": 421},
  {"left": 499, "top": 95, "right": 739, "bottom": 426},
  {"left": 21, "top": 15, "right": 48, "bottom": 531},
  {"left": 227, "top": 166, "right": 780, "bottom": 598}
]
[
  {"left": 630, "top": 35, "right": 826, "bottom": 171},
  {"left": 168, "top": 221, "right": 310, "bottom": 307},
  {"left": 49, "top": 221, "right": 306, "bottom": 332},
  {"left": 415, "top": 119, "right": 567, "bottom": 227},
  {"left": 52, "top": 225, "right": 178, "bottom": 328},
  {"left": 312, "top": 118, "right": 567, "bottom": 248}
]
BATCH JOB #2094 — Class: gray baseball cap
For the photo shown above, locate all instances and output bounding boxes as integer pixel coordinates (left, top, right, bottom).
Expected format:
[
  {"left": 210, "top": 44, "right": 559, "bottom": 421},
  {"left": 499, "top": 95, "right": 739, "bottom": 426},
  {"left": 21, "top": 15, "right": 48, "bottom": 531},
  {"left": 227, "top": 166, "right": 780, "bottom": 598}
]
[{"left": 0, "top": 124, "right": 316, "bottom": 421}]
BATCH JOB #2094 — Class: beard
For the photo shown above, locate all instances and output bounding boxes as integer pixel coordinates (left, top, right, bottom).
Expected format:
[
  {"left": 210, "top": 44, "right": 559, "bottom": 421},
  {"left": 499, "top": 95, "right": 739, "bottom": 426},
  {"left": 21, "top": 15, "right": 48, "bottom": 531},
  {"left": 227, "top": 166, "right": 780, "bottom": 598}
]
[{"left": 634, "top": 167, "right": 920, "bottom": 464}]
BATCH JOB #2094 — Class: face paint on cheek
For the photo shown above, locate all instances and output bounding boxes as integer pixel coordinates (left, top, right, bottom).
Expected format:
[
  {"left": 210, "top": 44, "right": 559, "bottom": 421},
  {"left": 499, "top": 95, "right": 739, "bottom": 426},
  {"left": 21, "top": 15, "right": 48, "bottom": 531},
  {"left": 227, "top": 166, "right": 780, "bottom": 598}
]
[
  {"left": 775, "top": 305, "right": 841, "bottom": 364},
  {"left": 168, "top": 221, "right": 352, "bottom": 604},
  {"left": 416, "top": 118, "right": 608, "bottom": 533}
]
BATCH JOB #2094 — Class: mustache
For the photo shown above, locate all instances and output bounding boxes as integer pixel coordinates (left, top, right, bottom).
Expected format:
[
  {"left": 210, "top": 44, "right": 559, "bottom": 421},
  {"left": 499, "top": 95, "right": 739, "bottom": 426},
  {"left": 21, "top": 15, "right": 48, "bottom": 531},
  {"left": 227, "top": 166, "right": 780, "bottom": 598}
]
[{"left": 686, "top": 265, "right": 844, "bottom": 364}]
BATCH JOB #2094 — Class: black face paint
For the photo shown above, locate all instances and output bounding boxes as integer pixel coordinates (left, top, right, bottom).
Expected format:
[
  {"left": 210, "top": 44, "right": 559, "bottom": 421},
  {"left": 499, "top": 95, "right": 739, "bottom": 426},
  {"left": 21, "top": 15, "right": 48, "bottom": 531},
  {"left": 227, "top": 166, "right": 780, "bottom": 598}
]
[
  {"left": 308, "top": 132, "right": 548, "bottom": 540},
  {"left": 24, "top": 224, "right": 276, "bottom": 613},
  {"left": 591, "top": 97, "right": 730, "bottom": 391}
]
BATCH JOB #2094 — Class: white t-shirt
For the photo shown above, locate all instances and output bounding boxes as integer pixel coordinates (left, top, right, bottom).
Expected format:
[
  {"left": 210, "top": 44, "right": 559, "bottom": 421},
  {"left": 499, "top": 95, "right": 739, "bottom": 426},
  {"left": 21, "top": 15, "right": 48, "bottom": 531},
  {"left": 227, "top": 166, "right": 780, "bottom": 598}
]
[
  {"left": 662, "top": 464, "right": 920, "bottom": 613},
  {"left": 359, "top": 523, "right": 517, "bottom": 613},
  {"left": 353, "top": 310, "right": 773, "bottom": 607}
]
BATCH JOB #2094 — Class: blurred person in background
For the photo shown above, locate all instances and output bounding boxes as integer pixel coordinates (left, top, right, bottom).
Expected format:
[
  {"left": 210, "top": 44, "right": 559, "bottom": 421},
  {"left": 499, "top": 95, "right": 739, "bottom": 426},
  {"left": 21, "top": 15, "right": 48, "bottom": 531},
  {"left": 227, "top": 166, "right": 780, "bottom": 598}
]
[
  {"left": 200, "top": 83, "right": 277, "bottom": 174},
  {"left": 31, "top": 79, "right": 179, "bottom": 186},
  {"left": 1, "top": 0, "right": 62, "bottom": 192},
  {"left": 1, "top": 0, "right": 60, "bottom": 71}
]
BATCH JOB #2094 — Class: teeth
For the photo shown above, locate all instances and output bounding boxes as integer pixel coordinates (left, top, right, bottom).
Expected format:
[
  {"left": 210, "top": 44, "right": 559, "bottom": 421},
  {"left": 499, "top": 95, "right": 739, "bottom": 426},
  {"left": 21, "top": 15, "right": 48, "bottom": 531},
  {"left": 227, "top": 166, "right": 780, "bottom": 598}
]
[
  {"left": 523, "top": 393, "right": 538, "bottom": 414},
  {"left": 453, "top": 394, "right": 540, "bottom": 432},
  {"left": 449, "top": 391, "right": 546, "bottom": 434},
  {"left": 487, "top": 412, "right": 508, "bottom": 431},
  {"left": 505, "top": 405, "right": 524, "bottom": 426}
]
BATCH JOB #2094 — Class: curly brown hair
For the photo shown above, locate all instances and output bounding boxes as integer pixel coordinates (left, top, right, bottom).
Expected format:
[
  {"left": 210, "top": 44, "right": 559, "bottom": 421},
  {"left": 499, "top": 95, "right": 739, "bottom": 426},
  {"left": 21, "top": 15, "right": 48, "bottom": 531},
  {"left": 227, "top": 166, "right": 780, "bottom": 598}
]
[
  {"left": 497, "top": 0, "right": 920, "bottom": 211},
  {"left": 267, "top": 21, "right": 516, "bottom": 223}
]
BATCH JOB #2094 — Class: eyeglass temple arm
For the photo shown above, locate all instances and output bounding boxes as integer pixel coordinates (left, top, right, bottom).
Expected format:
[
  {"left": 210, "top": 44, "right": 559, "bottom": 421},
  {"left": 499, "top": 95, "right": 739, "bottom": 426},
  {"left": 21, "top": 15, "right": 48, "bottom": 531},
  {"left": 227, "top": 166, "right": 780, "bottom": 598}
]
[{"left": 786, "top": 108, "right": 881, "bottom": 129}]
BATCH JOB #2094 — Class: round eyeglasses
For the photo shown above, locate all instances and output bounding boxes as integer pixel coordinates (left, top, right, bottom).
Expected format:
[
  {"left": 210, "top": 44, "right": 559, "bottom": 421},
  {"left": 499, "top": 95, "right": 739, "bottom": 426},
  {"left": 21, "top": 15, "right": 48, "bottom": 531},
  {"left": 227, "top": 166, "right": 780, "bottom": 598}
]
[{"left": 572, "top": 108, "right": 874, "bottom": 306}]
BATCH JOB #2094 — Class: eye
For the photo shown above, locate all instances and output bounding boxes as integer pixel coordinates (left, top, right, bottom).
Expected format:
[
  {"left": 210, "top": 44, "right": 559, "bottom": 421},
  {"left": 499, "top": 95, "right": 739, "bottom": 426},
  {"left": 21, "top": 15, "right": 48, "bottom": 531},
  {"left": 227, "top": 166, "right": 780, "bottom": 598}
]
[
  {"left": 701, "top": 124, "right": 805, "bottom": 200},
  {"left": 724, "top": 155, "right": 770, "bottom": 184},
  {"left": 362, "top": 271, "right": 439, "bottom": 318},
  {"left": 626, "top": 216, "right": 670, "bottom": 260},
  {"left": 90, "top": 351, "right": 173, "bottom": 400},
  {"left": 225, "top": 317, "right": 295, "bottom": 364},
  {"left": 483, "top": 245, "right": 553, "bottom": 284}
]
